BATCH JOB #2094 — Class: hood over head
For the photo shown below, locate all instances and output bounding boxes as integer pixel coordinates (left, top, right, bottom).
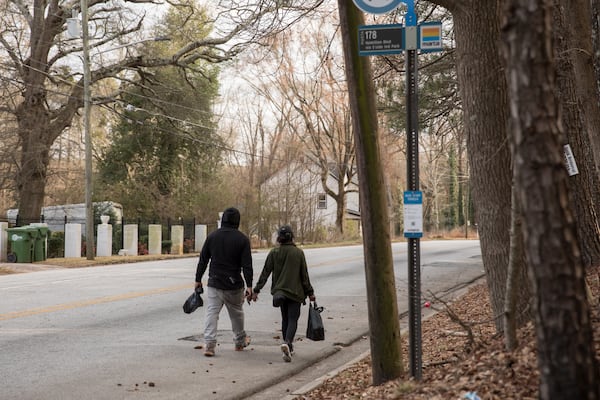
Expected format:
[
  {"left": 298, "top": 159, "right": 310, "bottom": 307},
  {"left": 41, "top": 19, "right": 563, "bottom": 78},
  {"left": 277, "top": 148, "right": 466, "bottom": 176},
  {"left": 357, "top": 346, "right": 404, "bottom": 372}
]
[{"left": 221, "top": 207, "right": 240, "bottom": 228}]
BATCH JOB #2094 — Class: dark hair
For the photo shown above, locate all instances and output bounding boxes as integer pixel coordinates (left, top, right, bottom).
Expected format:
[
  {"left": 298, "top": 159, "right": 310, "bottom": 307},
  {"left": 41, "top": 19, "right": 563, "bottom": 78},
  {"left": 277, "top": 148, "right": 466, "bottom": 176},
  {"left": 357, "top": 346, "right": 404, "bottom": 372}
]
[{"left": 277, "top": 225, "right": 294, "bottom": 244}]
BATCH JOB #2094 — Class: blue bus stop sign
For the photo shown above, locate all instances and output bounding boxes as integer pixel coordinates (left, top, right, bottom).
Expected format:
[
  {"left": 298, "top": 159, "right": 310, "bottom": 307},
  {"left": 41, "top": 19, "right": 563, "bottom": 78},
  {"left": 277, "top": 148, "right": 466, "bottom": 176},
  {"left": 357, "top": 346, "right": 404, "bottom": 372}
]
[{"left": 352, "top": 0, "right": 403, "bottom": 14}]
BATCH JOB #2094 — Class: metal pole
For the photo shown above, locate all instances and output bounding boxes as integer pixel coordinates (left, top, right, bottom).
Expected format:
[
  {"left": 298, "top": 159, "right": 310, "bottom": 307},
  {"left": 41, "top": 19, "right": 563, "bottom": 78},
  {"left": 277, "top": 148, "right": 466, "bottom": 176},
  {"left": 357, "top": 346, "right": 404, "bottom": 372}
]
[
  {"left": 406, "top": 46, "right": 422, "bottom": 380},
  {"left": 81, "top": 0, "right": 94, "bottom": 260}
]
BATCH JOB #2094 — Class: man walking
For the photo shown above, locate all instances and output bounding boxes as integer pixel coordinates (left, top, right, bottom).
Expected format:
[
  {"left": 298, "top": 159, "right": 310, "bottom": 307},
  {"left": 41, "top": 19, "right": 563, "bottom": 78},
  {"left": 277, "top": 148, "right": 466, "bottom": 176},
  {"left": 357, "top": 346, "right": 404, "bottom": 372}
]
[{"left": 195, "top": 207, "right": 253, "bottom": 357}]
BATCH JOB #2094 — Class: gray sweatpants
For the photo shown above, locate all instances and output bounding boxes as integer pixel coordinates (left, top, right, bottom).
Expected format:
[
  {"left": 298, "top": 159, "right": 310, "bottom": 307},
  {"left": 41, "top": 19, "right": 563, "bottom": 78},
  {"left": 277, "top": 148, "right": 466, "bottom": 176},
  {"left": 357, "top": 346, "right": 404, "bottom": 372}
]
[{"left": 203, "top": 286, "right": 247, "bottom": 346}]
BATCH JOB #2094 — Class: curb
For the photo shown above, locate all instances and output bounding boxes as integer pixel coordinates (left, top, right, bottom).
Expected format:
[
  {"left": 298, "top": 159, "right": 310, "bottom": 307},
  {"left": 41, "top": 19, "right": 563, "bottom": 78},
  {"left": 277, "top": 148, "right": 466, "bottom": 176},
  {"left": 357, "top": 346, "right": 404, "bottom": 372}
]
[{"left": 284, "top": 348, "right": 371, "bottom": 399}]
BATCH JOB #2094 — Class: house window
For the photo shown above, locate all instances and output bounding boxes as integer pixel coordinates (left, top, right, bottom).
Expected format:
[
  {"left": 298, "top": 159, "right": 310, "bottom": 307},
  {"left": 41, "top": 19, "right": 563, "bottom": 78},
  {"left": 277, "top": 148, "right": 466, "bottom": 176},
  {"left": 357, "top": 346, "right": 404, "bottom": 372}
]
[{"left": 317, "top": 193, "right": 327, "bottom": 209}]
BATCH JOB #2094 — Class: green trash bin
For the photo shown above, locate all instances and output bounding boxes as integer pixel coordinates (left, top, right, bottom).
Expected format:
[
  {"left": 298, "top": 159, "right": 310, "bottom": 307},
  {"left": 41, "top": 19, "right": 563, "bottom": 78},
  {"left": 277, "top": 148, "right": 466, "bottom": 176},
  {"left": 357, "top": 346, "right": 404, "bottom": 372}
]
[
  {"left": 6, "top": 227, "right": 35, "bottom": 263},
  {"left": 31, "top": 225, "right": 49, "bottom": 261}
]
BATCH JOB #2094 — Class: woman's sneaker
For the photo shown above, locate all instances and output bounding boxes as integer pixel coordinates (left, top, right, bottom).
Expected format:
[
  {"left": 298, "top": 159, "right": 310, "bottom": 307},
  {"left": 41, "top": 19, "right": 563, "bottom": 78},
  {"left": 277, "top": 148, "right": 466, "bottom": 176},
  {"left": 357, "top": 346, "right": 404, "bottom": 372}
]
[{"left": 281, "top": 343, "right": 292, "bottom": 362}]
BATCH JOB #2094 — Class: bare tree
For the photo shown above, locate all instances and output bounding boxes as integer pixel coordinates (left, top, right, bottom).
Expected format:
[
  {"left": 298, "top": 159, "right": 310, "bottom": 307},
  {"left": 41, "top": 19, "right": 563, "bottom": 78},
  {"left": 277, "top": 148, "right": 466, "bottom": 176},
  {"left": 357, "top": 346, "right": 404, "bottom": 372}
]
[
  {"left": 246, "top": 17, "right": 358, "bottom": 238},
  {"left": 552, "top": 0, "right": 600, "bottom": 268},
  {"left": 502, "top": 0, "right": 600, "bottom": 397},
  {"left": 221, "top": 89, "right": 297, "bottom": 239},
  {"left": 431, "top": 0, "right": 532, "bottom": 331},
  {"left": 0, "top": 0, "right": 322, "bottom": 222}
]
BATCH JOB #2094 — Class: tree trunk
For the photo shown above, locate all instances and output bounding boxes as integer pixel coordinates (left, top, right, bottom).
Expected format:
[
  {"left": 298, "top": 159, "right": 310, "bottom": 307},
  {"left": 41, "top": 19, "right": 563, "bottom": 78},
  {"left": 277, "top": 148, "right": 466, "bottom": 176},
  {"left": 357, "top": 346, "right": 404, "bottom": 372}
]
[
  {"left": 504, "top": 170, "right": 522, "bottom": 351},
  {"left": 451, "top": 0, "right": 532, "bottom": 331},
  {"left": 14, "top": 104, "right": 56, "bottom": 224},
  {"left": 593, "top": 0, "right": 600, "bottom": 100},
  {"left": 555, "top": 0, "right": 600, "bottom": 174},
  {"left": 553, "top": 0, "right": 600, "bottom": 268},
  {"left": 503, "top": 0, "right": 600, "bottom": 397},
  {"left": 337, "top": 1, "right": 403, "bottom": 385}
]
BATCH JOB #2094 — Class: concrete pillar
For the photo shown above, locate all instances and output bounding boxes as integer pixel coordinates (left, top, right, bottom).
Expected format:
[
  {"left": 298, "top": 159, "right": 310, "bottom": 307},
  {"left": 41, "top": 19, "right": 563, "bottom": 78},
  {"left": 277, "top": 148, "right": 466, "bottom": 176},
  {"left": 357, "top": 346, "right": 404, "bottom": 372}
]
[
  {"left": 123, "top": 224, "right": 138, "bottom": 256},
  {"left": 148, "top": 224, "right": 162, "bottom": 255},
  {"left": 171, "top": 225, "right": 184, "bottom": 255},
  {"left": 0, "top": 222, "right": 8, "bottom": 262},
  {"left": 96, "top": 218, "right": 112, "bottom": 257},
  {"left": 195, "top": 224, "right": 207, "bottom": 252},
  {"left": 65, "top": 223, "right": 82, "bottom": 258}
]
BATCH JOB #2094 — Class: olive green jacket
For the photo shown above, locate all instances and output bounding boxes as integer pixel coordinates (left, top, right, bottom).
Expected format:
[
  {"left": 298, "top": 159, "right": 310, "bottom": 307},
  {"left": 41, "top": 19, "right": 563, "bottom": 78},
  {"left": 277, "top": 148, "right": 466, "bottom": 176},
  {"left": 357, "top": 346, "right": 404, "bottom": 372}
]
[{"left": 253, "top": 243, "right": 314, "bottom": 303}]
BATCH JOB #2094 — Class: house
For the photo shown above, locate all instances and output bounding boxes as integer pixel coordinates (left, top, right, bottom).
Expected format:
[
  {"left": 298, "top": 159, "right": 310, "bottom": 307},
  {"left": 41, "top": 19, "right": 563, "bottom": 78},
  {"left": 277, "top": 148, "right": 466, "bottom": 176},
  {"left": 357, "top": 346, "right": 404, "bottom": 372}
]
[{"left": 261, "top": 161, "right": 360, "bottom": 240}]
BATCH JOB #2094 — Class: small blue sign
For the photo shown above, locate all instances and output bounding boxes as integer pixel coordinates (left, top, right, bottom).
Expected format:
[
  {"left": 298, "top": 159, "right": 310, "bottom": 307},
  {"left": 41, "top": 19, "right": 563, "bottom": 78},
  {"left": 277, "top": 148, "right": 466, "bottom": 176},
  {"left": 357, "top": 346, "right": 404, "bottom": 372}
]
[
  {"left": 403, "top": 191, "right": 423, "bottom": 238},
  {"left": 352, "top": 0, "right": 403, "bottom": 15}
]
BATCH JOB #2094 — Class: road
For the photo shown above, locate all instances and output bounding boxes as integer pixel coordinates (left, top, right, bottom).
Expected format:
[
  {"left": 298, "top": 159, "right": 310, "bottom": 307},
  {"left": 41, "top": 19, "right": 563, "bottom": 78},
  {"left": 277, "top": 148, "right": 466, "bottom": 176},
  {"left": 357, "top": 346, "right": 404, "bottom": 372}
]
[{"left": 0, "top": 240, "right": 483, "bottom": 400}]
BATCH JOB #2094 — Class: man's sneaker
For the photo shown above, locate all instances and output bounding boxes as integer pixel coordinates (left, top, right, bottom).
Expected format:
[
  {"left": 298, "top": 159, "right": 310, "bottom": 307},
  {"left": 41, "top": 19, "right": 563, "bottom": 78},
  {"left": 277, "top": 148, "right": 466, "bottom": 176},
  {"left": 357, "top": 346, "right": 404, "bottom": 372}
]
[
  {"left": 204, "top": 343, "right": 215, "bottom": 357},
  {"left": 281, "top": 343, "right": 292, "bottom": 362},
  {"left": 235, "top": 336, "right": 251, "bottom": 351}
]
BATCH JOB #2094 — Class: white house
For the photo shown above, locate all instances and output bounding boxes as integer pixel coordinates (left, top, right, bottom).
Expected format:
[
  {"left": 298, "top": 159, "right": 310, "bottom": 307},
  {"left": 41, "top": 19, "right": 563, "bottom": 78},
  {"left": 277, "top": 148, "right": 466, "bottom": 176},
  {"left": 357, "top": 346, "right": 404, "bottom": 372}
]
[{"left": 262, "top": 161, "right": 360, "bottom": 240}]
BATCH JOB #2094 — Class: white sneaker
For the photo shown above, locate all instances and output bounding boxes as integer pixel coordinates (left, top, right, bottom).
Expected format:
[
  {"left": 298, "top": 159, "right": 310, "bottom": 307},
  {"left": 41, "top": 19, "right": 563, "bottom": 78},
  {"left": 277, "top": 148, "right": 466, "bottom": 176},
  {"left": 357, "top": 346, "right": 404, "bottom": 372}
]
[{"left": 280, "top": 343, "right": 291, "bottom": 362}]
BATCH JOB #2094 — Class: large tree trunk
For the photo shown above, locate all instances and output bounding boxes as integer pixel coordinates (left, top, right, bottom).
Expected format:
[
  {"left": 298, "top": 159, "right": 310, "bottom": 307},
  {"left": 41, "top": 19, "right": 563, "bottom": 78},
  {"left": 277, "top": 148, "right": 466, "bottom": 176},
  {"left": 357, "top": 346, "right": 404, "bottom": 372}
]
[
  {"left": 555, "top": 0, "right": 600, "bottom": 174},
  {"left": 593, "top": 0, "right": 600, "bottom": 99},
  {"left": 15, "top": 101, "right": 56, "bottom": 224},
  {"left": 337, "top": 1, "right": 403, "bottom": 385},
  {"left": 553, "top": 0, "right": 600, "bottom": 267},
  {"left": 450, "top": 0, "right": 532, "bottom": 331},
  {"left": 503, "top": 1, "right": 600, "bottom": 398}
]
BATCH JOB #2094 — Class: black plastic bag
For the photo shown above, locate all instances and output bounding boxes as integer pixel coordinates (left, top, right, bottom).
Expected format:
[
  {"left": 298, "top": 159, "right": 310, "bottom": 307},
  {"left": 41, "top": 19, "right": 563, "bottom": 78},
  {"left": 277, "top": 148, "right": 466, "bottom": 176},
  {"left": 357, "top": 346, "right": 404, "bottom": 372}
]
[
  {"left": 306, "top": 301, "right": 325, "bottom": 341},
  {"left": 183, "top": 287, "right": 204, "bottom": 314}
]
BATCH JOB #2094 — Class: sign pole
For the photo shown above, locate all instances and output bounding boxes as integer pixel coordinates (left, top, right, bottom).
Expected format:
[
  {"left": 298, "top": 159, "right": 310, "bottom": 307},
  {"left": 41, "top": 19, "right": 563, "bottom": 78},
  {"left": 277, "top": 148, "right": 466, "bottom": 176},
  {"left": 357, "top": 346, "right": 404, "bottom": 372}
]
[
  {"left": 403, "top": 0, "right": 422, "bottom": 380},
  {"left": 354, "top": 0, "right": 442, "bottom": 382}
]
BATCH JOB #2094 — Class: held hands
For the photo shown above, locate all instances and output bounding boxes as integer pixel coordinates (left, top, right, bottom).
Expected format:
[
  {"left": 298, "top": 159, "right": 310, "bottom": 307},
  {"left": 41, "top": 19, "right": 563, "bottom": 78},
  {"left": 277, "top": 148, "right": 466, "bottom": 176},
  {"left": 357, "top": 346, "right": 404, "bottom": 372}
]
[
  {"left": 245, "top": 288, "right": 255, "bottom": 304},
  {"left": 245, "top": 288, "right": 258, "bottom": 303}
]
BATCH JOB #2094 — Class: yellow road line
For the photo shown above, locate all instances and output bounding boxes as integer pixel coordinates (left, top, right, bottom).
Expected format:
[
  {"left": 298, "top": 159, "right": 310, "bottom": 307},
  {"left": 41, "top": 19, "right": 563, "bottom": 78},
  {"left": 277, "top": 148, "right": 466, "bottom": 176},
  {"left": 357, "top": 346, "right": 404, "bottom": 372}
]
[{"left": 0, "top": 284, "right": 190, "bottom": 321}]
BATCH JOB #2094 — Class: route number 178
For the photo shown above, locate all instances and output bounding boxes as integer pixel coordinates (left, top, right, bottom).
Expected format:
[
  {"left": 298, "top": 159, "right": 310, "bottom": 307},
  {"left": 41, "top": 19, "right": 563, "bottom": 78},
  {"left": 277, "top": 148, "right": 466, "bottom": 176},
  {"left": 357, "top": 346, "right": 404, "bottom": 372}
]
[{"left": 364, "top": 30, "right": 377, "bottom": 40}]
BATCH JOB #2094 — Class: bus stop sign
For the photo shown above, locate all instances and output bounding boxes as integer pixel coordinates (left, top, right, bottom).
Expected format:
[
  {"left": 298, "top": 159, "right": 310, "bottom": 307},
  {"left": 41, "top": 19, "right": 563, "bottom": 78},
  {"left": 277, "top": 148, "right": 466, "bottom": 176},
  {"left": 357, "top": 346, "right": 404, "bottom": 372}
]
[{"left": 352, "top": 0, "right": 402, "bottom": 14}]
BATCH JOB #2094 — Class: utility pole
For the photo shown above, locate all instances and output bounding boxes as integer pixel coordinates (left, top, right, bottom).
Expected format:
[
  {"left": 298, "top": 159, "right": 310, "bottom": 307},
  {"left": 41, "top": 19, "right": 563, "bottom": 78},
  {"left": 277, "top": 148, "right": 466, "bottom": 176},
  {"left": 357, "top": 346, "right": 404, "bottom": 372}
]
[{"left": 81, "top": 0, "right": 94, "bottom": 260}]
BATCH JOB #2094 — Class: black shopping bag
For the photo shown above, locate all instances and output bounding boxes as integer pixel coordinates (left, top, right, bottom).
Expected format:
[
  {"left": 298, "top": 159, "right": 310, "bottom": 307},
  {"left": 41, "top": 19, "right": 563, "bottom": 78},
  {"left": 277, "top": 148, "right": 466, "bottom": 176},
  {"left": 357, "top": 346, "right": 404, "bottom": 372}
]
[
  {"left": 183, "top": 287, "right": 204, "bottom": 314},
  {"left": 306, "top": 301, "right": 325, "bottom": 341}
]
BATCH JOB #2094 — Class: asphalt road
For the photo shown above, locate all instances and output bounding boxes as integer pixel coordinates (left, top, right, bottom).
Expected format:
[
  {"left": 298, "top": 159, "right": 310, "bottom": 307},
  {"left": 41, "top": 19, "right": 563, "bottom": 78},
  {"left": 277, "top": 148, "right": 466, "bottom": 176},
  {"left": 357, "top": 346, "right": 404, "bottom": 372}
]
[{"left": 0, "top": 240, "right": 483, "bottom": 400}]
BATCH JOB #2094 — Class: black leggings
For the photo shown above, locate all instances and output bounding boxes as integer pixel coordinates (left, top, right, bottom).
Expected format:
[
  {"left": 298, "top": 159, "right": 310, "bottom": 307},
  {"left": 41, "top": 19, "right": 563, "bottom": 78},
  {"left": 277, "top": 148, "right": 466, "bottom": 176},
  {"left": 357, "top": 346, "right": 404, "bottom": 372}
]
[{"left": 280, "top": 299, "right": 302, "bottom": 346}]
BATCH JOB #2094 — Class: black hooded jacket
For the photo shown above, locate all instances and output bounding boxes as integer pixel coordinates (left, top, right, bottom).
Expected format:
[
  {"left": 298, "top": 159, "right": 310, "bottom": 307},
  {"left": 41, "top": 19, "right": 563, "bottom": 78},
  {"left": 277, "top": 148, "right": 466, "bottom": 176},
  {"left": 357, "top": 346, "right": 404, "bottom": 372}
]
[{"left": 195, "top": 208, "right": 253, "bottom": 290}]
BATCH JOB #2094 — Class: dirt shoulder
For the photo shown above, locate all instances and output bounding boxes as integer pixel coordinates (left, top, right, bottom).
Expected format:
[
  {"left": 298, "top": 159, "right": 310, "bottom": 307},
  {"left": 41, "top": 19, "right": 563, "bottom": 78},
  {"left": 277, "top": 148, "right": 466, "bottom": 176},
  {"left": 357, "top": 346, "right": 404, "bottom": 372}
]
[{"left": 293, "top": 266, "right": 600, "bottom": 399}]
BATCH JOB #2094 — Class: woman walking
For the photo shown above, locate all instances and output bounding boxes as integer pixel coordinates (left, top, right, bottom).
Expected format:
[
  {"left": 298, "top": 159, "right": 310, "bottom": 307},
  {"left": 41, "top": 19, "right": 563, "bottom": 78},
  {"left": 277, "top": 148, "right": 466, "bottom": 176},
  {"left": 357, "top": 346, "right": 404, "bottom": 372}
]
[{"left": 251, "top": 225, "right": 315, "bottom": 362}]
